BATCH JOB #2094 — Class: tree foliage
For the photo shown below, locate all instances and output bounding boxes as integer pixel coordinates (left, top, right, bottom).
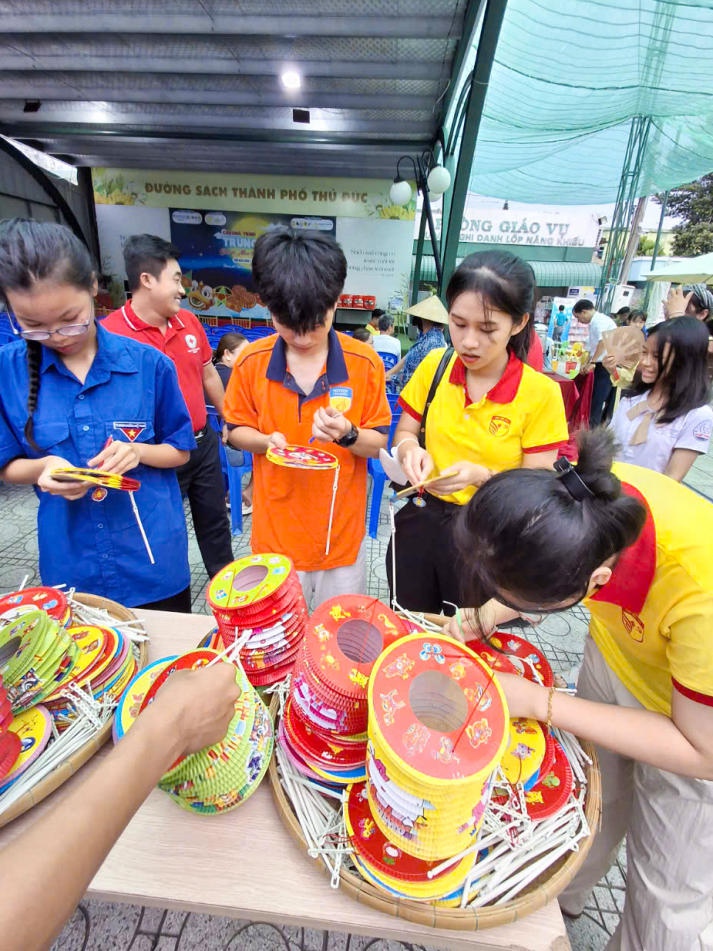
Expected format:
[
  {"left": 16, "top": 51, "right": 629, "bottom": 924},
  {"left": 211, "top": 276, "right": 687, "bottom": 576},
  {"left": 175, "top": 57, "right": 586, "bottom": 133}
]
[{"left": 656, "top": 175, "right": 713, "bottom": 256}]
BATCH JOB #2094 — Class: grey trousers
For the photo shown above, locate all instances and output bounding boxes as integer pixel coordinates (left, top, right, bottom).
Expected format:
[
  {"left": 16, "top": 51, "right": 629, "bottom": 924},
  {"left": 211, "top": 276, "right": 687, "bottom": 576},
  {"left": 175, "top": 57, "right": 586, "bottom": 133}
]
[{"left": 559, "top": 637, "right": 713, "bottom": 950}]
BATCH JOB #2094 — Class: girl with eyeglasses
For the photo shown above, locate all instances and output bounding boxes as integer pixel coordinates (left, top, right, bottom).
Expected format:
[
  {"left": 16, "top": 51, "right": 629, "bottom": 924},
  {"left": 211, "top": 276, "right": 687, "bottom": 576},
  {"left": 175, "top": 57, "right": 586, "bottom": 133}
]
[
  {"left": 0, "top": 219, "right": 195, "bottom": 611},
  {"left": 450, "top": 427, "right": 713, "bottom": 949}
]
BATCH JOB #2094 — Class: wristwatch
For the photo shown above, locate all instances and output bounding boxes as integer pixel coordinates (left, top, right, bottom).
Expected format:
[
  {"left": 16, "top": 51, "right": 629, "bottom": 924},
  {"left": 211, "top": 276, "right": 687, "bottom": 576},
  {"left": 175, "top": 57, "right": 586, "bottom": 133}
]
[{"left": 334, "top": 421, "right": 359, "bottom": 448}]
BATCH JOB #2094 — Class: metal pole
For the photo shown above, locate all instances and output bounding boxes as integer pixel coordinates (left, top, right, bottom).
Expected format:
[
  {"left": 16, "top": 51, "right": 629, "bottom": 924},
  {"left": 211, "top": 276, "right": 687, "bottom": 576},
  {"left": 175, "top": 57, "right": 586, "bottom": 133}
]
[
  {"left": 650, "top": 190, "right": 669, "bottom": 272},
  {"left": 440, "top": 0, "right": 509, "bottom": 292}
]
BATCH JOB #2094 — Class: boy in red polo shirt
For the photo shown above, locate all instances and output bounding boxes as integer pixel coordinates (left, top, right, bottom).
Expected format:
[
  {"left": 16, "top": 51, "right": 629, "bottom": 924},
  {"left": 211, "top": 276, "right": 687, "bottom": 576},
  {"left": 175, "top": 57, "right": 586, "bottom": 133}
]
[
  {"left": 103, "top": 235, "right": 234, "bottom": 582},
  {"left": 223, "top": 227, "right": 390, "bottom": 608}
]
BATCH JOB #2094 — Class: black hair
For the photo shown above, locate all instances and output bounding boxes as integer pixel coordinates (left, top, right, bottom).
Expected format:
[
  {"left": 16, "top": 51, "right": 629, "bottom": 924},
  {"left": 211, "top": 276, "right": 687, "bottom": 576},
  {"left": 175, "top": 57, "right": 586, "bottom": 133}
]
[
  {"left": 378, "top": 314, "right": 394, "bottom": 332},
  {"left": 213, "top": 331, "right": 246, "bottom": 364},
  {"left": 445, "top": 250, "right": 535, "bottom": 362},
  {"left": 0, "top": 218, "right": 95, "bottom": 452},
  {"left": 626, "top": 315, "right": 710, "bottom": 423},
  {"left": 372, "top": 308, "right": 386, "bottom": 320},
  {"left": 352, "top": 327, "right": 372, "bottom": 344},
  {"left": 456, "top": 428, "right": 646, "bottom": 610},
  {"left": 626, "top": 309, "right": 646, "bottom": 326},
  {"left": 614, "top": 306, "right": 631, "bottom": 318},
  {"left": 251, "top": 226, "right": 346, "bottom": 332},
  {"left": 558, "top": 305, "right": 565, "bottom": 312},
  {"left": 572, "top": 299, "right": 594, "bottom": 315},
  {"left": 123, "top": 234, "right": 181, "bottom": 292}
]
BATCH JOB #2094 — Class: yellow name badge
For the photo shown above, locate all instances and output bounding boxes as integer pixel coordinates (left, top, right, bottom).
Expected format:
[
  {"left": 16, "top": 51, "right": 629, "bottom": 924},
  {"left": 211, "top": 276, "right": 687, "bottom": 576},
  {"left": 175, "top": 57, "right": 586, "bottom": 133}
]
[{"left": 329, "top": 386, "right": 353, "bottom": 413}]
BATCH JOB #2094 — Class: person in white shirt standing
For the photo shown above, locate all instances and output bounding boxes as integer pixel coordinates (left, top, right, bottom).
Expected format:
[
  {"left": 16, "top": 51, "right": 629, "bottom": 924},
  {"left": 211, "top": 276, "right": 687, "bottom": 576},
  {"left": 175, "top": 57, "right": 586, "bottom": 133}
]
[
  {"left": 373, "top": 313, "right": 402, "bottom": 362},
  {"left": 572, "top": 298, "right": 617, "bottom": 426}
]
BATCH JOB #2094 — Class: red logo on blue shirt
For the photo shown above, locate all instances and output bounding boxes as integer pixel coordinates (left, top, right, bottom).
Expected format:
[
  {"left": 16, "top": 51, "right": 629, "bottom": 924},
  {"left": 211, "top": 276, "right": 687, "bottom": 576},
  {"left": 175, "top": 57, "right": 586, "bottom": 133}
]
[{"left": 113, "top": 422, "right": 147, "bottom": 442}]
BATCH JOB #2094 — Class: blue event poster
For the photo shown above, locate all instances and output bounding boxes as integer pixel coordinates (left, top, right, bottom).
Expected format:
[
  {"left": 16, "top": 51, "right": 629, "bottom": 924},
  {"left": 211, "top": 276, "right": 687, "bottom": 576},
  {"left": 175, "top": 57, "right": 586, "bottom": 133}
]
[{"left": 169, "top": 209, "right": 336, "bottom": 318}]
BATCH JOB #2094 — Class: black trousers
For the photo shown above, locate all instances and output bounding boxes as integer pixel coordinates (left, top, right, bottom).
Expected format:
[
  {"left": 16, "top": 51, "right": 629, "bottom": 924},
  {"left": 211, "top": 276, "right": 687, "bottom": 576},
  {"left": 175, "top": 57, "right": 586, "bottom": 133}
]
[
  {"left": 136, "top": 586, "right": 192, "bottom": 613},
  {"left": 177, "top": 424, "right": 234, "bottom": 579},
  {"left": 386, "top": 493, "right": 464, "bottom": 616},
  {"left": 589, "top": 362, "right": 614, "bottom": 427}
]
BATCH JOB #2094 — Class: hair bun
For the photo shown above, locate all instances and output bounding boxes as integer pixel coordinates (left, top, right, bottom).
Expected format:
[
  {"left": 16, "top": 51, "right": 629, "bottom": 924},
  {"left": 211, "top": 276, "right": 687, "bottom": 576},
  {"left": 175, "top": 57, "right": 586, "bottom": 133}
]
[{"left": 573, "top": 428, "right": 622, "bottom": 501}]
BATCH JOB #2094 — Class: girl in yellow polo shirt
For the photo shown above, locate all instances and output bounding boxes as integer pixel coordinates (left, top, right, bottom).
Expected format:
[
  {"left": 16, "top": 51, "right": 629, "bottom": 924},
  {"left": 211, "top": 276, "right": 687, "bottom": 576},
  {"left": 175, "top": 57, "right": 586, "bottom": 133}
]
[
  {"left": 387, "top": 250, "right": 567, "bottom": 614},
  {"left": 454, "top": 428, "right": 713, "bottom": 950}
]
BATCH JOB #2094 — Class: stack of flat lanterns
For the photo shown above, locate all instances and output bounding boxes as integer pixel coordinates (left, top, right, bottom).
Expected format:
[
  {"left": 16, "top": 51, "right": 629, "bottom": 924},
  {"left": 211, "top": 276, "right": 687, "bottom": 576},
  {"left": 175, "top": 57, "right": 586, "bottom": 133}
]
[
  {"left": 116, "top": 649, "right": 274, "bottom": 815},
  {"left": 0, "top": 586, "right": 138, "bottom": 796},
  {"left": 207, "top": 554, "right": 308, "bottom": 687},
  {"left": 344, "top": 632, "right": 508, "bottom": 901},
  {"left": 280, "top": 595, "right": 410, "bottom": 786}
]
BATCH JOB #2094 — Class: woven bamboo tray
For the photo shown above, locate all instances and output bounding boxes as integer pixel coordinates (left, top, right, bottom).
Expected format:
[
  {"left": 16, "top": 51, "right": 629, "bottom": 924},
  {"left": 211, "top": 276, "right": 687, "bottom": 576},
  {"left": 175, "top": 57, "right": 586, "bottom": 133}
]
[
  {"left": 0, "top": 592, "right": 148, "bottom": 829},
  {"left": 269, "top": 737, "right": 600, "bottom": 931}
]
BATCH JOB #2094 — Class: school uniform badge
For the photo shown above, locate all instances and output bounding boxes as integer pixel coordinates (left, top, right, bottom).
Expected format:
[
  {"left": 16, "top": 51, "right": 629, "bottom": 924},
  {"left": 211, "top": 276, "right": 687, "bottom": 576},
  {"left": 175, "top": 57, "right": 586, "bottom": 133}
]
[
  {"left": 113, "top": 422, "right": 147, "bottom": 442},
  {"left": 329, "top": 386, "right": 353, "bottom": 413},
  {"left": 488, "top": 414, "right": 511, "bottom": 436}
]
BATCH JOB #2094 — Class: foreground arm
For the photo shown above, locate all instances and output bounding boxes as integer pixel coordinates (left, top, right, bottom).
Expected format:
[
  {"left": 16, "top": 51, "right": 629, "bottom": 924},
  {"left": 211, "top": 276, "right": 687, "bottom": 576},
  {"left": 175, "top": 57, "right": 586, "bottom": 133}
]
[
  {"left": 0, "top": 663, "right": 239, "bottom": 951},
  {"left": 498, "top": 672, "right": 713, "bottom": 780}
]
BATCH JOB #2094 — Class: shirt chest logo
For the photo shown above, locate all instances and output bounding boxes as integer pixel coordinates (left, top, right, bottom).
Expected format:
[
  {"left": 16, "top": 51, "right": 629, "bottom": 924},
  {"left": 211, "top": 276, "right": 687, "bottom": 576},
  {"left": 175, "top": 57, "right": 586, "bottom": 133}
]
[
  {"left": 693, "top": 420, "right": 712, "bottom": 441},
  {"left": 621, "top": 609, "right": 645, "bottom": 642},
  {"left": 113, "top": 422, "right": 146, "bottom": 442},
  {"left": 329, "top": 386, "right": 353, "bottom": 413},
  {"left": 184, "top": 333, "right": 200, "bottom": 353},
  {"left": 488, "top": 414, "right": 511, "bottom": 437}
]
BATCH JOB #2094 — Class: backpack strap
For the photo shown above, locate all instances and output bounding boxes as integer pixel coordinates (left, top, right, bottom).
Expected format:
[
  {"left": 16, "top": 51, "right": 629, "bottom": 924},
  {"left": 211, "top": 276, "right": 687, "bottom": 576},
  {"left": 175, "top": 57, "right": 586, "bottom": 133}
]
[{"left": 419, "top": 347, "right": 454, "bottom": 448}]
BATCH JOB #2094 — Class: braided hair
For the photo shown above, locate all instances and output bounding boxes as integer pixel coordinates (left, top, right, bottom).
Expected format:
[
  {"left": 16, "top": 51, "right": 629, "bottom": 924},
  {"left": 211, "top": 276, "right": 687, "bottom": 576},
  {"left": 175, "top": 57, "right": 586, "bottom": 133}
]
[
  {"left": 0, "top": 219, "right": 95, "bottom": 452},
  {"left": 455, "top": 428, "right": 647, "bottom": 609}
]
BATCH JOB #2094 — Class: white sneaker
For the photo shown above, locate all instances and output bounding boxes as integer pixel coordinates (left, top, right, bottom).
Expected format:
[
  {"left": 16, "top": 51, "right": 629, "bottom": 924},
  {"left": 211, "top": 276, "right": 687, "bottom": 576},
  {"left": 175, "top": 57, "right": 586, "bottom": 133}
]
[{"left": 242, "top": 503, "right": 253, "bottom": 516}]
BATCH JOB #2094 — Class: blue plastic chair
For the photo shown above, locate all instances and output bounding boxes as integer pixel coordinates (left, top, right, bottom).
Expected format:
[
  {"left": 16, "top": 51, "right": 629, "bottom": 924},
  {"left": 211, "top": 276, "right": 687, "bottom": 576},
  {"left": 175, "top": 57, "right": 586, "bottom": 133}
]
[
  {"left": 366, "top": 395, "right": 403, "bottom": 539},
  {"left": 377, "top": 351, "right": 399, "bottom": 373},
  {"left": 225, "top": 451, "right": 253, "bottom": 536},
  {"left": 206, "top": 405, "right": 252, "bottom": 535}
]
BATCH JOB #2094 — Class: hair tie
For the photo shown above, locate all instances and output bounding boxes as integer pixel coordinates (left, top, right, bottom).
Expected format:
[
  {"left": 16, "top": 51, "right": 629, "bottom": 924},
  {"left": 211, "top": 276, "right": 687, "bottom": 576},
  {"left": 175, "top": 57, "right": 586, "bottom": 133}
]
[{"left": 554, "top": 457, "right": 594, "bottom": 502}]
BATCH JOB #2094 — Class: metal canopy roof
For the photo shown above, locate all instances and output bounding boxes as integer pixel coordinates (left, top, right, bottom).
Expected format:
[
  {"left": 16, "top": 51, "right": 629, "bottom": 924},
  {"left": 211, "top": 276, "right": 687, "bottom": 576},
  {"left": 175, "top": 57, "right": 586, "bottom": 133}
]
[{"left": 0, "top": 0, "right": 469, "bottom": 178}]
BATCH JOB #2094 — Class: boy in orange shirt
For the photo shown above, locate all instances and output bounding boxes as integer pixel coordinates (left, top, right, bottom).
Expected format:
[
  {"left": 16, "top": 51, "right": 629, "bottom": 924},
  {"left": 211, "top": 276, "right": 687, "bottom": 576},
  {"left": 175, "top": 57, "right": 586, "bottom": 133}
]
[{"left": 223, "top": 228, "right": 390, "bottom": 608}]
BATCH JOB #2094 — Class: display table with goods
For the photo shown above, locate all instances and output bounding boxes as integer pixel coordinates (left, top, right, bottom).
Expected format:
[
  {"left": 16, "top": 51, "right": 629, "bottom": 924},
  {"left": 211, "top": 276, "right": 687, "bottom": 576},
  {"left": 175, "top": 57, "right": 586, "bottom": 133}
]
[
  {"left": 0, "top": 586, "right": 148, "bottom": 828},
  {"left": 0, "top": 608, "right": 576, "bottom": 951}
]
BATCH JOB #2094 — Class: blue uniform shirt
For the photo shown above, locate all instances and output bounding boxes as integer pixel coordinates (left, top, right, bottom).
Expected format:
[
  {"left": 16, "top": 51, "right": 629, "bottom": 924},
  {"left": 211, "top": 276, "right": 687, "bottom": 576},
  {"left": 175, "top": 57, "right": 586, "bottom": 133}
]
[{"left": 0, "top": 324, "right": 195, "bottom": 606}]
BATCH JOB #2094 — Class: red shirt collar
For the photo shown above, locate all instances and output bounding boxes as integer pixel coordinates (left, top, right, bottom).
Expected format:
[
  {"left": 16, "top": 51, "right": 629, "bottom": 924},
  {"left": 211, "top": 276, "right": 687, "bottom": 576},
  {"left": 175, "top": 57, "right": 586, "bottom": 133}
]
[
  {"left": 448, "top": 349, "right": 524, "bottom": 405},
  {"left": 122, "top": 300, "right": 184, "bottom": 332},
  {"left": 588, "top": 483, "right": 656, "bottom": 615}
]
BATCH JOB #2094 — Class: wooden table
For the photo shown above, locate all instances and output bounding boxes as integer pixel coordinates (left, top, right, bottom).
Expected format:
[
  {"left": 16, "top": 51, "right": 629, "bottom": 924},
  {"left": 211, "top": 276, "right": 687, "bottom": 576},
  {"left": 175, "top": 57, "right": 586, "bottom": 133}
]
[{"left": 1, "top": 610, "right": 571, "bottom": 951}]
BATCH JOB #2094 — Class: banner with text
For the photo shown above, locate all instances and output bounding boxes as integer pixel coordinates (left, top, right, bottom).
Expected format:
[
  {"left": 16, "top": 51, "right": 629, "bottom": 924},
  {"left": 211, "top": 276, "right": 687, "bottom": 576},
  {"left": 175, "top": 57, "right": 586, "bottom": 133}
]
[{"left": 92, "top": 168, "right": 414, "bottom": 221}]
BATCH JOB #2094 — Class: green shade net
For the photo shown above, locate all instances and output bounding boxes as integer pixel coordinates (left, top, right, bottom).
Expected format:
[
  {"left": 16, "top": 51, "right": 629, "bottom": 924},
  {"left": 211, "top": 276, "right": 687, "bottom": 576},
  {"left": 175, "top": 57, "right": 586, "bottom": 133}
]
[{"left": 468, "top": 0, "right": 713, "bottom": 204}]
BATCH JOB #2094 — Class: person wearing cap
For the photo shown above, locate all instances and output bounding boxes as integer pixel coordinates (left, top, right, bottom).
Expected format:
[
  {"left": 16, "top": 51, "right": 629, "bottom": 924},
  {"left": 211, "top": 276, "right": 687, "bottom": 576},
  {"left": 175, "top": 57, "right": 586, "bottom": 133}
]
[{"left": 385, "top": 296, "right": 448, "bottom": 390}]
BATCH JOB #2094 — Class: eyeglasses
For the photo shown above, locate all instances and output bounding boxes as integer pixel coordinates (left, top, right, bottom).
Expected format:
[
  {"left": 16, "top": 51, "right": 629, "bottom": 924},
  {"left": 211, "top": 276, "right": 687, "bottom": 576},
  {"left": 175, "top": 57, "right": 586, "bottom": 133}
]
[{"left": 10, "top": 318, "right": 92, "bottom": 342}]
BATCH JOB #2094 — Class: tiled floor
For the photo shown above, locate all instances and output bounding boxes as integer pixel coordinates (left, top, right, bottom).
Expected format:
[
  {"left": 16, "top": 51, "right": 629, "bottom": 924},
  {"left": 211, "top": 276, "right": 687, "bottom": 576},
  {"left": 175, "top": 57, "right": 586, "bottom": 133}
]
[{"left": 1, "top": 450, "right": 711, "bottom": 950}]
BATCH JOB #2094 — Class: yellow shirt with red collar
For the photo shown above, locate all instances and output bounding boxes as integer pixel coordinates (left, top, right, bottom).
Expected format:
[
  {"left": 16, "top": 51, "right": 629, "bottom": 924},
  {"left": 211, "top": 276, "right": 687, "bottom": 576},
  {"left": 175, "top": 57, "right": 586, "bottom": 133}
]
[
  {"left": 586, "top": 463, "right": 713, "bottom": 716},
  {"left": 398, "top": 348, "right": 568, "bottom": 505}
]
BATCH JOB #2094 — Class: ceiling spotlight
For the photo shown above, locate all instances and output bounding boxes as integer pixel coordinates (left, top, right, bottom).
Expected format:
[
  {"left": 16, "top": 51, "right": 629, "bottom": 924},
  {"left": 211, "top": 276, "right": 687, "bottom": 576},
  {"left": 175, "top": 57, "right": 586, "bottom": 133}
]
[{"left": 281, "top": 69, "right": 302, "bottom": 90}]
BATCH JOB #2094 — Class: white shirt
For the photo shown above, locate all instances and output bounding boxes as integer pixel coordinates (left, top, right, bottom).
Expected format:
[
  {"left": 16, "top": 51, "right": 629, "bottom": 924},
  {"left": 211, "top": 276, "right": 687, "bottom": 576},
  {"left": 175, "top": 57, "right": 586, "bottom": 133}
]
[
  {"left": 611, "top": 392, "right": 713, "bottom": 474},
  {"left": 373, "top": 333, "right": 402, "bottom": 359},
  {"left": 588, "top": 312, "right": 617, "bottom": 362}
]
